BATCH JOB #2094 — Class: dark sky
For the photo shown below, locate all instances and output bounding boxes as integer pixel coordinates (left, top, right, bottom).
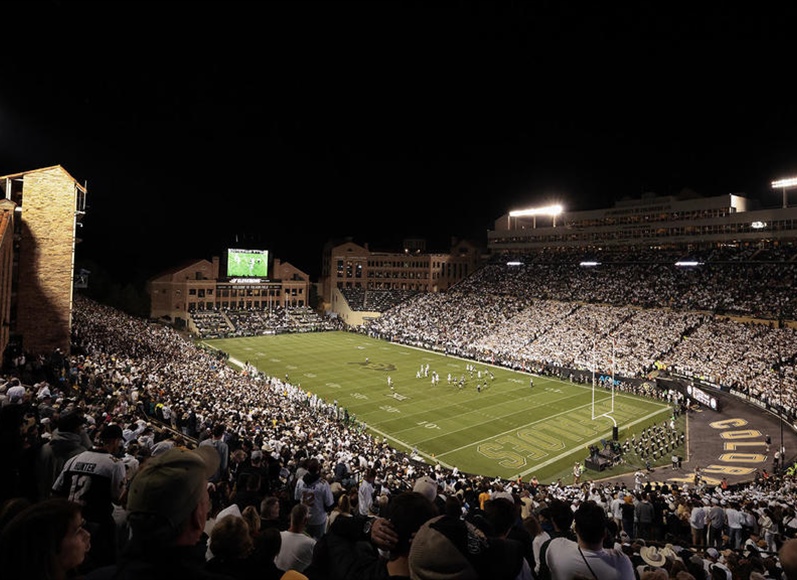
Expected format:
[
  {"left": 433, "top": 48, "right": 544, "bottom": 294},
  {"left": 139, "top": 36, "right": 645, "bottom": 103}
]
[{"left": 2, "top": 1, "right": 797, "bottom": 282}]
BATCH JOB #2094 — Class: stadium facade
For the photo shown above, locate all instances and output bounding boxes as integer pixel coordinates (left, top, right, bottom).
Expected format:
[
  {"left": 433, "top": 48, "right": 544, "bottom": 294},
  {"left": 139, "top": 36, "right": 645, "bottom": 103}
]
[
  {"left": 488, "top": 191, "right": 797, "bottom": 254},
  {"left": 146, "top": 256, "right": 313, "bottom": 333},
  {"left": 319, "top": 237, "right": 484, "bottom": 324},
  {"left": 144, "top": 236, "right": 485, "bottom": 331}
]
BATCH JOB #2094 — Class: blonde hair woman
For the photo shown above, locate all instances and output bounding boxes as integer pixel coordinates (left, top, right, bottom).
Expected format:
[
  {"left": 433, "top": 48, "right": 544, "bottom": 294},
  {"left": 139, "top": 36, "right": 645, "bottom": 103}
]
[{"left": 326, "top": 492, "right": 353, "bottom": 532}]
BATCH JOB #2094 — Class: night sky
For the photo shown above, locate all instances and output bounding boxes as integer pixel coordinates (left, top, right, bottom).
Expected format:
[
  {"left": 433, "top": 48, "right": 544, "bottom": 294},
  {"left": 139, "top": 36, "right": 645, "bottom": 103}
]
[{"left": 2, "top": 1, "right": 797, "bottom": 283}]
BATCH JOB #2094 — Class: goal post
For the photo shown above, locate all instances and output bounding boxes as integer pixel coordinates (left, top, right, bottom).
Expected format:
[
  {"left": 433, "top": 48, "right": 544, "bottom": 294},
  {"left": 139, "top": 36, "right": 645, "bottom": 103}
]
[{"left": 591, "top": 337, "right": 617, "bottom": 431}]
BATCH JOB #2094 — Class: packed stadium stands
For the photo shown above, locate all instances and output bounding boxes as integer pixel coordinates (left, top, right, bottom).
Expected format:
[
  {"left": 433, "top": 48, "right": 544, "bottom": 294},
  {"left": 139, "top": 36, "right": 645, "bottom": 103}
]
[{"left": 3, "top": 244, "right": 797, "bottom": 578}]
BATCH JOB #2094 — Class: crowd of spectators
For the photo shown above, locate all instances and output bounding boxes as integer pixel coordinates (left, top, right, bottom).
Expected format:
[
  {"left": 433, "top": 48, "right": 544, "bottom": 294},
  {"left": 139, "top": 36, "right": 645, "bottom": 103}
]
[
  {"left": 338, "top": 288, "right": 420, "bottom": 313},
  {"left": 190, "top": 305, "right": 338, "bottom": 339},
  {"left": 2, "top": 244, "right": 797, "bottom": 577},
  {"left": 187, "top": 248, "right": 797, "bottom": 424},
  {"left": 363, "top": 249, "right": 797, "bottom": 423}
]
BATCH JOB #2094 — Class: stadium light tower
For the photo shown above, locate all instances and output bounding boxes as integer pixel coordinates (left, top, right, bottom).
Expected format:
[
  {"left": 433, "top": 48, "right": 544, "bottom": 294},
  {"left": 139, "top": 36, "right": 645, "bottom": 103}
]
[
  {"left": 509, "top": 204, "right": 564, "bottom": 228},
  {"left": 771, "top": 176, "right": 797, "bottom": 209}
]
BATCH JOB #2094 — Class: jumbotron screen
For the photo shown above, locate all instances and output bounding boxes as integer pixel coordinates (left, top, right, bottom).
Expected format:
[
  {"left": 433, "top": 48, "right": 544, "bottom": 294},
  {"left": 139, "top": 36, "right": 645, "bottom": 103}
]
[{"left": 226, "top": 248, "right": 269, "bottom": 278}]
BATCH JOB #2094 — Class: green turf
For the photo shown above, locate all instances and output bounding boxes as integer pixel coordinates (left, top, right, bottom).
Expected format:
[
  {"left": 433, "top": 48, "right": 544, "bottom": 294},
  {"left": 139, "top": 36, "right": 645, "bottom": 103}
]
[{"left": 202, "top": 331, "right": 681, "bottom": 484}]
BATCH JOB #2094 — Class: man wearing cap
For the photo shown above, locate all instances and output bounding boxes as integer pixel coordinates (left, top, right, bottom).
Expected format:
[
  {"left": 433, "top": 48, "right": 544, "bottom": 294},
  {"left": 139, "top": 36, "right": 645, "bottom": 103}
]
[
  {"left": 294, "top": 457, "right": 335, "bottom": 540},
  {"left": 408, "top": 510, "right": 530, "bottom": 580},
  {"left": 235, "top": 448, "right": 269, "bottom": 498},
  {"left": 53, "top": 423, "right": 127, "bottom": 570},
  {"left": 702, "top": 546, "right": 733, "bottom": 579},
  {"left": 35, "top": 408, "right": 92, "bottom": 501},
  {"left": 85, "top": 445, "right": 232, "bottom": 580},
  {"left": 37, "top": 391, "right": 56, "bottom": 420},
  {"left": 413, "top": 474, "right": 442, "bottom": 512}
]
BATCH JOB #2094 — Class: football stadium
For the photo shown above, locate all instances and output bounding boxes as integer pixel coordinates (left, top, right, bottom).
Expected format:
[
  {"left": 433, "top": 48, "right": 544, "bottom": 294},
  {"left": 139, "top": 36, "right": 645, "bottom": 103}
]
[
  {"left": 8, "top": 1, "right": 797, "bottom": 576},
  {"left": 4, "top": 167, "right": 797, "bottom": 578},
  {"left": 0, "top": 167, "right": 797, "bottom": 578}
]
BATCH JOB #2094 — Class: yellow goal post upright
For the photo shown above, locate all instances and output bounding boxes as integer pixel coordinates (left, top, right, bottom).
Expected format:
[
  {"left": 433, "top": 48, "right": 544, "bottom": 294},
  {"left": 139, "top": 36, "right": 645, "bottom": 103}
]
[{"left": 591, "top": 337, "right": 618, "bottom": 439}]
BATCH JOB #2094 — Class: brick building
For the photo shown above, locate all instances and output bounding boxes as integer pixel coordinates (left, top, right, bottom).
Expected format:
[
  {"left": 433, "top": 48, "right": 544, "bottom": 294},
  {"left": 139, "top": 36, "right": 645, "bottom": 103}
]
[
  {"left": 0, "top": 200, "right": 16, "bottom": 359},
  {"left": 319, "top": 237, "right": 484, "bottom": 314},
  {"left": 146, "top": 256, "right": 312, "bottom": 328},
  {"left": 0, "top": 166, "right": 86, "bottom": 358}
]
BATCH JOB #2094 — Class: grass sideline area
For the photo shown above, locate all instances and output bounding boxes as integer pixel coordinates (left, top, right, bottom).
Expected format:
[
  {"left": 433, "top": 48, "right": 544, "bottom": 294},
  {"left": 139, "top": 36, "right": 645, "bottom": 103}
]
[{"left": 202, "top": 331, "right": 683, "bottom": 484}]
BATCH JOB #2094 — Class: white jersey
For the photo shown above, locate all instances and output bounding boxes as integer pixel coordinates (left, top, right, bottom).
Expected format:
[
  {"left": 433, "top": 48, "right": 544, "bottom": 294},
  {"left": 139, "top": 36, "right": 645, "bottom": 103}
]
[
  {"left": 545, "top": 537, "right": 635, "bottom": 580},
  {"left": 53, "top": 448, "right": 125, "bottom": 523},
  {"left": 294, "top": 474, "right": 335, "bottom": 527}
]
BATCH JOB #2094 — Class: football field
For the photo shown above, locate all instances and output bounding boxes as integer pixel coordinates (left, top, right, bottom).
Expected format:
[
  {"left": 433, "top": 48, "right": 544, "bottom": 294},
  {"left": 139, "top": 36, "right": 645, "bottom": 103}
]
[{"left": 202, "top": 331, "right": 676, "bottom": 483}]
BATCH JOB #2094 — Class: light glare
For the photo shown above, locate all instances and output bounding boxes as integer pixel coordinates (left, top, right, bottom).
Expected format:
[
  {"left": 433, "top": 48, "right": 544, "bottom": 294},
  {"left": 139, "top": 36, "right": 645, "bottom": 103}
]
[
  {"left": 509, "top": 204, "right": 563, "bottom": 218},
  {"left": 771, "top": 177, "right": 797, "bottom": 189}
]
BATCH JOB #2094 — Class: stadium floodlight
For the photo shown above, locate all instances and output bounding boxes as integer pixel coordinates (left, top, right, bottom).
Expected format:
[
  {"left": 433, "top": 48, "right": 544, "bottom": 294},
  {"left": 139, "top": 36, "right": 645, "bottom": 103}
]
[
  {"left": 674, "top": 260, "right": 703, "bottom": 267},
  {"left": 509, "top": 204, "right": 564, "bottom": 218},
  {"left": 509, "top": 204, "right": 564, "bottom": 228},
  {"left": 771, "top": 177, "right": 797, "bottom": 209}
]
